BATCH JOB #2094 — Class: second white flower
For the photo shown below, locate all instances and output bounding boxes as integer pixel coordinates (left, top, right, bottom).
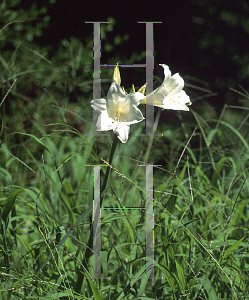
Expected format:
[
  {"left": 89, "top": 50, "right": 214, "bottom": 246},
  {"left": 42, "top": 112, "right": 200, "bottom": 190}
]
[{"left": 141, "top": 64, "right": 191, "bottom": 111}]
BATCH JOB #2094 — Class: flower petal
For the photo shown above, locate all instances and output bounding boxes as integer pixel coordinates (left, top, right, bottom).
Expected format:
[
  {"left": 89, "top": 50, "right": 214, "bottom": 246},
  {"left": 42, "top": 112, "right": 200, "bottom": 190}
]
[
  {"left": 96, "top": 110, "right": 114, "bottom": 131},
  {"left": 107, "top": 83, "right": 126, "bottom": 103},
  {"left": 123, "top": 105, "right": 145, "bottom": 124},
  {"left": 163, "top": 90, "right": 191, "bottom": 111},
  {"left": 159, "top": 64, "right": 185, "bottom": 96},
  {"left": 159, "top": 64, "right": 171, "bottom": 81},
  {"left": 91, "top": 99, "right": 107, "bottom": 113},
  {"left": 164, "top": 73, "right": 184, "bottom": 96},
  {"left": 144, "top": 83, "right": 168, "bottom": 107},
  {"left": 113, "top": 122, "right": 130, "bottom": 143},
  {"left": 127, "top": 92, "right": 145, "bottom": 106},
  {"left": 179, "top": 90, "right": 192, "bottom": 105}
]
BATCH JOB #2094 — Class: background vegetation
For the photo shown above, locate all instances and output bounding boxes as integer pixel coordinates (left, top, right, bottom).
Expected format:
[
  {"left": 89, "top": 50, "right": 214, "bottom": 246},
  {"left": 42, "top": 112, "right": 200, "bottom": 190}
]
[{"left": 1, "top": 1, "right": 249, "bottom": 299}]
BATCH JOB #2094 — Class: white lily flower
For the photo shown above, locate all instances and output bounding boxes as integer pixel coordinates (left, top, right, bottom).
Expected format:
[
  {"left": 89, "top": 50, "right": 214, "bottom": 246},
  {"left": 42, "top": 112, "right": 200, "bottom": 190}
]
[
  {"left": 141, "top": 64, "right": 191, "bottom": 111},
  {"left": 91, "top": 83, "right": 145, "bottom": 143}
]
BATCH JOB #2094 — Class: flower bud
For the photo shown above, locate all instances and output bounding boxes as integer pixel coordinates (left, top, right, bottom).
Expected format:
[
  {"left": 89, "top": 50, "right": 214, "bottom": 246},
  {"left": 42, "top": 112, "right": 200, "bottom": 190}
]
[
  {"left": 112, "top": 63, "right": 121, "bottom": 86},
  {"left": 138, "top": 83, "right": 147, "bottom": 95},
  {"left": 129, "top": 84, "right": 135, "bottom": 94}
]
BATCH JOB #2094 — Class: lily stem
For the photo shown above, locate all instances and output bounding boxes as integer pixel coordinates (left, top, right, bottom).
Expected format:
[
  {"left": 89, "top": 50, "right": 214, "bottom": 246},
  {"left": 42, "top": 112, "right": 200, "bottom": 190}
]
[
  {"left": 100, "top": 133, "right": 119, "bottom": 208},
  {"left": 75, "top": 133, "right": 119, "bottom": 292}
]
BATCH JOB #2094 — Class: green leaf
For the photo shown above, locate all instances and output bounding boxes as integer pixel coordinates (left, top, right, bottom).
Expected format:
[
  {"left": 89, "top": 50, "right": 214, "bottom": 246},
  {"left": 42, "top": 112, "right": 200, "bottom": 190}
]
[
  {"left": 114, "top": 247, "right": 130, "bottom": 279},
  {"left": 63, "top": 181, "right": 76, "bottom": 204},
  {"left": 2, "top": 188, "right": 23, "bottom": 224},
  {"left": 162, "top": 162, "right": 188, "bottom": 214},
  {"left": 154, "top": 183, "right": 168, "bottom": 200},
  {"left": 9, "top": 132, "right": 54, "bottom": 157},
  {"left": 25, "top": 189, "right": 50, "bottom": 224},
  {"left": 0, "top": 54, "right": 9, "bottom": 71},
  {"left": 17, "top": 234, "right": 32, "bottom": 253},
  {"left": 101, "top": 251, "right": 108, "bottom": 278},
  {"left": 206, "top": 128, "right": 223, "bottom": 147},
  {"left": 60, "top": 182, "right": 76, "bottom": 224},
  {"left": 165, "top": 190, "right": 177, "bottom": 214},
  {"left": 170, "top": 218, "right": 198, "bottom": 234},
  {"left": 220, "top": 236, "right": 245, "bottom": 261},
  {"left": 200, "top": 276, "right": 218, "bottom": 300},
  {"left": 232, "top": 200, "right": 247, "bottom": 227},
  {"left": 210, "top": 119, "right": 249, "bottom": 151},
  {"left": 194, "top": 255, "right": 205, "bottom": 275},
  {"left": 155, "top": 260, "right": 178, "bottom": 290},
  {"left": 86, "top": 275, "right": 103, "bottom": 300},
  {"left": 175, "top": 161, "right": 187, "bottom": 187},
  {"left": 137, "top": 276, "right": 149, "bottom": 297},
  {"left": 216, "top": 128, "right": 224, "bottom": 146},
  {"left": 211, "top": 156, "right": 228, "bottom": 187},
  {"left": 207, "top": 129, "right": 218, "bottom": 147},
  {"left": 175, "top": 260, "right": 186, "bottom": 292},
  {"left": 35, "top": 204, "right": 93, "bottom": 277},
  {"left": 192, "top": 110, "right": 215, "bottom": 170},
  {"left": 123, "top": 216, "right": 135, "bottom": 243}
]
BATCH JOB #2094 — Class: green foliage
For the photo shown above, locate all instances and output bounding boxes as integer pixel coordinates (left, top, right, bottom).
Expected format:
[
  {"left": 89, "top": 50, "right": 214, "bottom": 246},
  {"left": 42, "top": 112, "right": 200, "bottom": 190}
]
[
  {"left": 0, "top": 0, "right": 51, "bottom": 45},
  {"left": 1, "top": 2, "right": 249, "bottom": 300},
  {"left": 195, "top": 0, "right": 249, "bottom": 85}
]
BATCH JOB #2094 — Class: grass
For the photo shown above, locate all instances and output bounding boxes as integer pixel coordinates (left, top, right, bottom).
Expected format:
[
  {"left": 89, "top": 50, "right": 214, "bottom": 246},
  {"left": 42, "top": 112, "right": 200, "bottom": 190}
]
[{"left": 1, "top": 14, "right": 249, "bottom": 300}]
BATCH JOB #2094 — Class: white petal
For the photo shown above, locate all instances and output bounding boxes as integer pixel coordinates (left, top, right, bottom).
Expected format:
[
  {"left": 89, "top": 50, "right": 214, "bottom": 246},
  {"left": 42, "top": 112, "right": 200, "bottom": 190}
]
[
  {"left": 127, "top": 92, "right": 145, "bottom": 106},
  {"left": 91, "top": 99, "right": 107, "bottom": 113},
  {"left": 123, "top": 106, "right": 145, "bottom": 125},
  {"left": 163, "top": 90, "right": 191, "bottom": 111},
  {"left": 113, "top": 123, "right": 130, "bottom": 143},
  {"left": 162, "top": 101, "right": 187, "bottom": 111},
  {"left": 179, "top": 90, "right": 191, "bottom": 105},
  {"left": 107, "top": 83, "right": 126, "bottom": 103},
  {"left": 141, "top": 92, "right": 153, "bottom": 105},
  {"left": 159, "top": 64, "right": 171, "bottom": 81},
  {"left": 144, "top": 84, "right": 167, "bottom": 107},
  {"left": 164, "top": 73, "right": 184, "bottom": 96},
  {"left": 96, "top": 110, "right": 114, "bottom": 131}
]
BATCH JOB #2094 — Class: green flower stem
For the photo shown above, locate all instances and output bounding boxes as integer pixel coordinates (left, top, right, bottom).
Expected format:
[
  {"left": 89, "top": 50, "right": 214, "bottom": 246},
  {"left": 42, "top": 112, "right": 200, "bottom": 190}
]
[
  {"left": 75, "top": 133, "right": 119, "bottom": 292},
  {"left": 100, "top": 133, "right": 119, "bottom": 208}
]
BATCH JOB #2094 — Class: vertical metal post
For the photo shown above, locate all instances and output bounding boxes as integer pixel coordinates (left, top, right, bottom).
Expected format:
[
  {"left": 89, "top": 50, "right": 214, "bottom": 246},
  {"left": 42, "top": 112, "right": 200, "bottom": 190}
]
[
  {"left": 93, "top": 165, "right": 101, "bottom": 278},
  {"left": 146, "top": 164, "right": 154, "bottom": 278},
  {"left": 85, "top": 21, "right": 108, "bottom": 136}
]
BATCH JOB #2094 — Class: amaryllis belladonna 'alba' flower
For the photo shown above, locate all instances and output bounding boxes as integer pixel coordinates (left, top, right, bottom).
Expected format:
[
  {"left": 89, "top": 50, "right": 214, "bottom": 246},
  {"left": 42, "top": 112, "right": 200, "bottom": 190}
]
[
  {"left": 141, "top": 64, "right": 191, "bottom": 111},
  {"left": 91, "top": 83, "right": 145, "bottom": 143}
]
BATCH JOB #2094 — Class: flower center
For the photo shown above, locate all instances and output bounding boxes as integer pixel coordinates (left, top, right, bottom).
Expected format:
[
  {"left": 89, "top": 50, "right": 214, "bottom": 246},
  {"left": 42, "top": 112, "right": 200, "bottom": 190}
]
[
  {"left": 114, "top": 107, "right": 125, "bottom": 122},
  {"left": 111, "top": 107, "right": 127, "bottom": 128},
  {"left": 116, "top": 107, "right": 123, "bottom": 115},
  {"left": 169, "top": 95, "right": 181, "bottom": 106}
]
